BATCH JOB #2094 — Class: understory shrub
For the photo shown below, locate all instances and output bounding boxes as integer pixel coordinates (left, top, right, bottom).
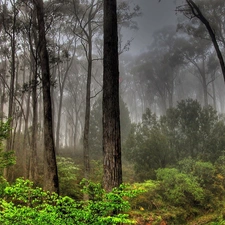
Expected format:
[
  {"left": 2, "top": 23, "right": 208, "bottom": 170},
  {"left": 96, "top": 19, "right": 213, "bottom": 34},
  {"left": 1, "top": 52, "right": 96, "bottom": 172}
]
[{"left": 0, "top": 178, "right": 142, "bottom": 225}]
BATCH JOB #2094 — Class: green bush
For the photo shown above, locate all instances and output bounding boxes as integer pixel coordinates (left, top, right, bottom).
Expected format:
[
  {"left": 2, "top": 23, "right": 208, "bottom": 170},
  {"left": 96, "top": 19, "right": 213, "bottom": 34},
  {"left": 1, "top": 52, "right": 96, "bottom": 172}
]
[
  {"left": 156, "top": 168, "right": 204, "bottom": 206},
  {"left": 0, "top": 178, "right": 142, "bottom": 225},
  {"left": 124, "top": 100, "right": 225, "bottom": 181},
  {"left": 0, "top": 120, "right": 15, "bottom": 175},
  {"left": 57, "top": 156, "right": 81, "bottom": 198}
]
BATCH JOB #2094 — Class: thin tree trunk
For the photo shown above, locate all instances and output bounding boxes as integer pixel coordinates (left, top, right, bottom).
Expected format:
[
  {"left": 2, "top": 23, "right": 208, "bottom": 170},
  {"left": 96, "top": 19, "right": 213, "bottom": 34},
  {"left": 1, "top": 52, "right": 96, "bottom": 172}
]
[
  {"left": 202, "top": 57, "right": 208, "bottom": 107},
  {"left": 0, "top": 58, "right": 7, "bottom": 121},
  {"left": 56, "top": 47, "right": 76, "bottom": 152},
  {"left": 83, "top": 35, "right": 92, "bottom": 181},
  {"left": 22, "top": 71, "right": 32, "bottom": 179},
  {"left": 29, "top": 55, "right": 38, "bottom": 183},
  {"left": 6, "top": 9, "right": 16, "bottom": 151},
  {"left": 4, "top": 2, "right": 17, "bottom": 181},
  {"left": 211, "top": 72, "right": 217, "bottom": 110}
]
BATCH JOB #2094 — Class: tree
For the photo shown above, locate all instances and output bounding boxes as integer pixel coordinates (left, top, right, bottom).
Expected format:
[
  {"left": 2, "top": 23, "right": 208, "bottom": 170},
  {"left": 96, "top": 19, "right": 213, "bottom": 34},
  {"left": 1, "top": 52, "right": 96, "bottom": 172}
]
[
  {"left": 124, "top": 99, "right": 225, "bottom": 181},
  {"left": 33, "top": 0, "right": 59, "bottom": 193},
  {"left": 161, "top": 99, "right": 225, "bottom": 162},
  {"left": 177, "top": 36, "right": 213, "bottom": 107},
  {"left": 178, "top": 0, "right": 225, "bottom": 82},
  {"left": 0, "top": 120, "right": 15, "bottom": 175},
  {"left": 127, "top": 26, "right": 185, "bottom": 115},
  {"left": 103, "top": 0, "right": 122, "bottom": 192},
  {"left": 73, "top": 0, "right": 103, "bottom": 181},
  {"left": 1, "top": 0, "right": 19, "bottom": 180}
]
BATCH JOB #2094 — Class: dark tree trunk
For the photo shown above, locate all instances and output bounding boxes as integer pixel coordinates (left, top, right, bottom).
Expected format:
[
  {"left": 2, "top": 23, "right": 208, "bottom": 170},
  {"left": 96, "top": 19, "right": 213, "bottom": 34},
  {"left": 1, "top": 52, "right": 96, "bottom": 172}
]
[
  {"left": 202, "top": 57, "right": 208, "bottom": 107},
  {"left": 28, "top": 6, "right": 39, "bottom": 184},
  {"left": 22, "top": 72, "right": 32, "bottom": 179},
  {"left": 103, "top": 0, "right": 122, "bottom": 192},
  {"left": 83, "top": 34, "right": 92, "bottom": 181},
  {"left": 211, "top": 72, "right": 217, "bottom": 110},
  {"left": 29, "top": 53, "right": 38, "bottom": 183},
  {"left": 187, "top": 0, "right": 225, "bottom": 82},
  {"left": 0, "top": 58, "right": 7, "bottom": 122},
  {"left": 34, "top": 0, "right": 59, "bottom": 193},
  {"left": 4, "top": 2, "right": 17, "bottom": 181}
]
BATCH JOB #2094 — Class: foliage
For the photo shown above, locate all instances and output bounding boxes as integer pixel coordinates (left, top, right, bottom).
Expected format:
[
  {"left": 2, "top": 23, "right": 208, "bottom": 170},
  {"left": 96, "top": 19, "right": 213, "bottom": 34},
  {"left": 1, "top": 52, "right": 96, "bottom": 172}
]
[
  {"left": 57, "top": 156, "right": 81, "bottom": 198},
  {"left": 156, "top": 168, "right": 204, "bottom": 206},
  {"left": 129, "top": 180, "right": 160, "bottom": 211},
  {"left": 178, "top": 0, "right": 225, "bottom": 48},
  {"left": 0, "top": 120, "right": 15, "bottom": 175},
  {"left": 0, "top": 178, "right": 142, "bottom": 225},
  {"left": 124, "top": 99, "right": 225, "bottom": 181},
  {"left": 126, "top": 157, "right": 225, "bottom": 224}
]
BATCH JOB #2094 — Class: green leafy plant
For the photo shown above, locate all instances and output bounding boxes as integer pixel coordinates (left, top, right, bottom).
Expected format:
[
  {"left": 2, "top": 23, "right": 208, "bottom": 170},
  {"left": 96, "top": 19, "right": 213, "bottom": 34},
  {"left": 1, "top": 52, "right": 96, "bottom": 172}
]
[
  {"left": 57, "top": 156, "right": 81, "bottom": 198},
  {"left": 0, "top": 120, "right": 15, "bottom": 198},
  {"left": 156, "top": 168, "right": 204, "bottom": 206},
  {"left": 0, "top": 120, "right": 15, "bottom": 175},
  {"left": 0, "top": 178, "right": 142, "bottom": 225},
  {"left": 124, "top": 99, "right": 225, "bottom": 181}
]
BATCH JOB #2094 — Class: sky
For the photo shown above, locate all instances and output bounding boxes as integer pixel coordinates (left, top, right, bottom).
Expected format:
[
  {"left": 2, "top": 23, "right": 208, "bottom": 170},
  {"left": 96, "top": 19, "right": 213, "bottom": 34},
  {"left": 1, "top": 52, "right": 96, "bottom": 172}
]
[{"left": 123, "top": 0, "right": 184, "bottom": 55}]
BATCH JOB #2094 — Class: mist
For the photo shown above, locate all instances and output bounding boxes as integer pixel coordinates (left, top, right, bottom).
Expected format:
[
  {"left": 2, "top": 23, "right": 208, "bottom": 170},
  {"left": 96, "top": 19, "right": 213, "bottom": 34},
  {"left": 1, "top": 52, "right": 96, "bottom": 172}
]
[{"left": 1, "top": 0, "right": 225, "bottom": 224}]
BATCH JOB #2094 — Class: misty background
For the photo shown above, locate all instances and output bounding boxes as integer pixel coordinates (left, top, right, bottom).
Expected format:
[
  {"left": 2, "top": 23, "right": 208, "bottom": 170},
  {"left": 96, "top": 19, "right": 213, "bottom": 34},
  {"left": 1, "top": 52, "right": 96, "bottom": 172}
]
[
  {"left": 1, "top": 0, "right": 225, "bottom": 223},
  {"left": 123, "top": 0, "right": 182, "bottom": 55}
]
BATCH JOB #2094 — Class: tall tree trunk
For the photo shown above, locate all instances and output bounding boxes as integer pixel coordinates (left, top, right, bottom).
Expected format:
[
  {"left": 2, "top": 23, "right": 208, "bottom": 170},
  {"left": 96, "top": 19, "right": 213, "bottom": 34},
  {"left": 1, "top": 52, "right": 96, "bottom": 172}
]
[
  {"left": 28, "top": 7, "right": 39, "bottom": 183},
  {"left": 202, "top": 57, "right": 208, "bottom": 107},
  {"left": 211, "top": 72, "right": 217, "bottom": 110},
  {"left": 56, "top": 47, "right": 76, "bottom": 152},
  {"left": 0, "top": 58, "right": 7, "bottom": 121},
  {"left": 29, "top": 55, "right": 38, "bottom": 183},
  {"left": 83, "top": 35, "right": 92, "bottom": 181},
  {"left": 103, "top": 0, "right": 122, "bottom": 192},
  {"left": 22, "top": 69, "right": 32, "bottom": 178},
  {"left": 34, "top": 0, "right": 59, "bottom": 193},
  {"left": 7, "top": 8, "right": 16, "bottom": 151},
  {"left": 4, "top": 2, "right": 17, "bottom": 181}
]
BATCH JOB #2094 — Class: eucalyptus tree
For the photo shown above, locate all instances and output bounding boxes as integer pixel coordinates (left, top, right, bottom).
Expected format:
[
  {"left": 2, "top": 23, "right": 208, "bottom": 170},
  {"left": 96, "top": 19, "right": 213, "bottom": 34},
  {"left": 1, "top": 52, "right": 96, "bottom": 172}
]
[
  {"left": 69, "top": 0, "right": 140, "bottom": 180},
  {"left": 127, "top": 26, "right": 185, "bottom": 115},
  {"left": 178, "top": 0, "right": 225, "bottom": 83},
  {"left": 33, "top": 0, "right": 59, "bottom": 193},
  {"left": 0, "top": 0, "right": 28, "bottom": 182},
  {"left": 89, "top": 95, "right": 131, "bottom": 160},
  {"left": 18, "top": 1, "right": 40, "bottom": 182},
  {"left": 0, "top": 0, "right": 19, "bottom": 154},
  {"left": 71, "top": 0, "right": 103, "bottom": 180},
  {"left": 54, "top": 42, "right": 78, "bottom": 152},
  {"left": 124, "top": 99, "right": 225, "bottom": 181},
  {"left": 176, "top": 37, "right": 215, "bottom": 107},
  {"left": 103, "top": 0, "right": 122, "bottom": 192},
  {"left": 47, "top": 16, "right": 79, "bottom": 152},
  {"left": 64, "top": 60, "right": 86, "bottom": 149}
]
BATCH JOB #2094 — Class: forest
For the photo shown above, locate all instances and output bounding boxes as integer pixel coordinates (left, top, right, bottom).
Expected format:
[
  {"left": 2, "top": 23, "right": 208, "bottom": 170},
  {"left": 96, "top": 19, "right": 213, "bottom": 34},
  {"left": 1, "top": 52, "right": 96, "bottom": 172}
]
[{"left": 1, "top": 0, "right": 225, "bottom": 224}]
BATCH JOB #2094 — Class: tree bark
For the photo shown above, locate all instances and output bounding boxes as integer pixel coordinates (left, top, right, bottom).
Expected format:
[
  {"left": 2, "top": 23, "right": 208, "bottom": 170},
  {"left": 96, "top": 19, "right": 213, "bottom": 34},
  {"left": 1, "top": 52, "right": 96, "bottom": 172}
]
[
  {"left": 26, "top": 5, "right": 39, "bottom": 184},
  {"left": 83, "top": 27, "right": 92, "bottom": 182},
  {"left": 103, "top": 0, "right": 122, "bottom": 192},
  {"left": 211, "top": 72, "right": 217, "bottom": 110},
  {"left": 201, "top": 56, "right": 208, "bottom": 107},
  {"left": 3, "top": 1, "right": 18, "bottom": 181},
  {"left": 34, "top": 0, "right": 59, "bottom": 193}
]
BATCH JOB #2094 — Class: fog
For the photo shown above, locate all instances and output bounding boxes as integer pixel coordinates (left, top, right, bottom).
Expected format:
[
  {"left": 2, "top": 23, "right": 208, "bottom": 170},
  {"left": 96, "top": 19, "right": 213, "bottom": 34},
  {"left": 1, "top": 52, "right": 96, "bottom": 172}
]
[
  {"left": 1, "top": 1, "right": 225, "bottom": 223},
  {"left": 123, "top": 0, "right": 180, "bottom": 55},
  {"left": 1, "top": 0, "right": 225, "bottom": 183}
]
